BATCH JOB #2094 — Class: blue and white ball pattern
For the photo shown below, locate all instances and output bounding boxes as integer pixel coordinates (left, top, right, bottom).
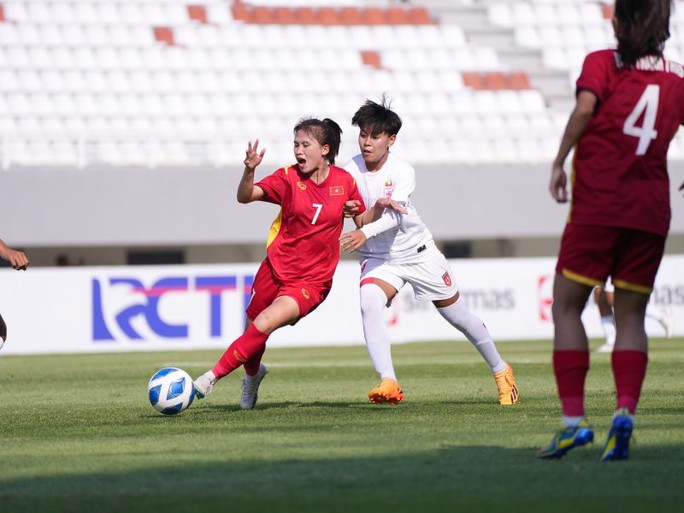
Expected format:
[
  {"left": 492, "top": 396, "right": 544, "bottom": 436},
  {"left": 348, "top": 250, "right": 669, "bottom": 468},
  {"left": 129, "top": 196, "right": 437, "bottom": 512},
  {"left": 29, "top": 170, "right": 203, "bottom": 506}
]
[{"left": 148, "top": 367, "right": 195, "bottom": 415}]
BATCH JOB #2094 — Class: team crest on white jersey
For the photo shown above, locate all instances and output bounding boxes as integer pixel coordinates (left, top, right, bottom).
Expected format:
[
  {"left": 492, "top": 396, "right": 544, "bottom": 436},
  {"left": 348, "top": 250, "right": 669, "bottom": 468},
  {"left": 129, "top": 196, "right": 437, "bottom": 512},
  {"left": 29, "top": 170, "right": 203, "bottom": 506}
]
[
  {"left": 384, "top": 178, "right": 394, "bottom": 198},
  {"left": 442, "top": 272, "right": 452, "bottom": 287}
]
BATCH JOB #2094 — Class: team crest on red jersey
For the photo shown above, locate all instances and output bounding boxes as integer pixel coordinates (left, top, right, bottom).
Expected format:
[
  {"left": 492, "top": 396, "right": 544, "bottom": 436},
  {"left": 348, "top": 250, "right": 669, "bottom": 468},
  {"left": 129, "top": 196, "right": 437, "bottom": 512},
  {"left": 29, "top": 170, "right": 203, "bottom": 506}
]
[
  {"left": 301, "top": 288, "right": 310, "bottom": 300},
  {"left": 442, "top": 272, "right": 452, "bottom": 287},
  {"left": 297, "top": 181, "right": 307, "bottom": 190},
  {"left": 329, "top": 185, "right": 344, "bottom": 196}
]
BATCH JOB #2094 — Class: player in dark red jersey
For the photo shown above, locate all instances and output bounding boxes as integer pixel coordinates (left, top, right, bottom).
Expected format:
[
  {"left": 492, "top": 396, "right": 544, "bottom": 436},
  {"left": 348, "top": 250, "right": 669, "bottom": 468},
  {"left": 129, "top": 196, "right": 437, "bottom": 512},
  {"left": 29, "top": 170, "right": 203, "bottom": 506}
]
[
  {"left": 192, "top": 118, "right": 398, "bottom": 409},
  {"left": 0, "top": 239, "right": 29, "bottom": 348},
  {"left": 538, "top": 0, "right": 684, "bottom": 461}
]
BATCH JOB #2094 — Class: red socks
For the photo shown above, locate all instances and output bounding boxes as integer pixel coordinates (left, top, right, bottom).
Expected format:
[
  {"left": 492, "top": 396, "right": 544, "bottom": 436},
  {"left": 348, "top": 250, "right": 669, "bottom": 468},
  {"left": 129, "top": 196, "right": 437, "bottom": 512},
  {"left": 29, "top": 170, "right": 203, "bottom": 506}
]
[
  {"left": 553, "top": 350, "right": 589, "bottom": 417},
  {"left": 244, "top": 345, "right": 266, "bottom": 377},
  {"left": 612, "top": 350, "right": 648, "bottom": 414},
  {"left": 212, "top": 324, "right": 269, "bottom": 379},
  {"left": 553, "top": 349, "right": 648, "bottom": 417}
]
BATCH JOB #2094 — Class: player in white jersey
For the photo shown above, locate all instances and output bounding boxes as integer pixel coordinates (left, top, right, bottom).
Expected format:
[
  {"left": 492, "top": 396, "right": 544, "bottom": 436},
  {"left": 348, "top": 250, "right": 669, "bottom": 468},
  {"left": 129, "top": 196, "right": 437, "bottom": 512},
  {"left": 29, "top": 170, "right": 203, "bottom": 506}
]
[
  {"left": 340, "top": 97, "right": 518, "bottom": 405},
  {"left": 594, "top": 279, "right": 673, "bottom": 353}
]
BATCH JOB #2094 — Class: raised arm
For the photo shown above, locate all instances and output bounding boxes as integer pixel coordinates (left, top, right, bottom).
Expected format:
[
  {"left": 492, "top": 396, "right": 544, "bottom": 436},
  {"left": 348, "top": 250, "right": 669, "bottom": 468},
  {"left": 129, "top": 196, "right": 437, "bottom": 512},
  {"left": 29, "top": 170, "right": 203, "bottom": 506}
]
[
  {"left": 550, "top": 90, "right": 597, "bottom": 203},
  {"left": 237, "top": 139, "right": 267, "bottom": 204},
  {"left": 0, "top": 239, "right": 29, "bottom": 270}
]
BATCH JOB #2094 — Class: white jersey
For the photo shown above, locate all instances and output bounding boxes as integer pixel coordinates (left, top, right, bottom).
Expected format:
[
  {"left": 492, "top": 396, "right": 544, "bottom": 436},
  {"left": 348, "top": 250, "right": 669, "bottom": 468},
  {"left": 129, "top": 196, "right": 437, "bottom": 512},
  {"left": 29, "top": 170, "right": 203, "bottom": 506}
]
[{"left": 343, "top": 153, "right": 433, "bottom": 264}]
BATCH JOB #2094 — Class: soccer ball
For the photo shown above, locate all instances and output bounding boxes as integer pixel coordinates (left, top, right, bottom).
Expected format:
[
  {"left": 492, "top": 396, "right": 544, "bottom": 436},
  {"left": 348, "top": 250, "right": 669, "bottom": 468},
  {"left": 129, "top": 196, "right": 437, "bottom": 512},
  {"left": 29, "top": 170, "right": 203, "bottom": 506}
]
[{"left": 147, "top": 367, "right": 195, "bottom": 415}]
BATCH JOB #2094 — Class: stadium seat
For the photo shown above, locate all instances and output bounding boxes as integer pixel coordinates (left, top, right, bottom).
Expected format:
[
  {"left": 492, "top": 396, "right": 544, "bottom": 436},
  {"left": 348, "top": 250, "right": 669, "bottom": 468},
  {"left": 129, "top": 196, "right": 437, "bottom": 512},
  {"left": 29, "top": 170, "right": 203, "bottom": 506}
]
[
  {"left": 406, "top": 7, "right": 433, "bottom": 25},
  {"left": 339, "top": 7, "right": 364, "bottom": 25},
  {"left": 386, "top": 7, "right": 408, "bottom": 25},
  {"left": 188, "top": 5, "right": 209, "bottom": 24}
]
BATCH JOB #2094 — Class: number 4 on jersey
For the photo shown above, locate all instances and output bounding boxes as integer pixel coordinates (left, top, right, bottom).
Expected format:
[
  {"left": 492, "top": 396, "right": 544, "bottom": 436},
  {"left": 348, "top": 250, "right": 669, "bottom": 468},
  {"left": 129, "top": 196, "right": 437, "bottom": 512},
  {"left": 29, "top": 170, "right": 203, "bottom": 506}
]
[{"left": 623, "top": 84, "right": 659, "bottom": 156}]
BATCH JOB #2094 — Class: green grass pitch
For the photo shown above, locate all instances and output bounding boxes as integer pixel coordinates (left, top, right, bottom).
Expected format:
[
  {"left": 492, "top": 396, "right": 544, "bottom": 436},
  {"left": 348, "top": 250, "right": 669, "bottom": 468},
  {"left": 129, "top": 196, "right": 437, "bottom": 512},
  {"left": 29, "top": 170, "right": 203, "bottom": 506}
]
[{"left": 1, "top": 339, "right": 683, "bottom": 513}]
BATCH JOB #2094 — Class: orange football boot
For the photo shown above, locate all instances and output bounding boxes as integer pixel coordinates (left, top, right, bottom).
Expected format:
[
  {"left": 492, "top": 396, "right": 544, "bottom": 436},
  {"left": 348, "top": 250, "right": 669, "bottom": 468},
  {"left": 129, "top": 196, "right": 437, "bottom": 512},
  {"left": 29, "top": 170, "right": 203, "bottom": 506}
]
[
  {"left": 494, "top": 362, "right": 519, "bottom": 405},
  {"left": 368, "top": 378, "right": 404, "bottom": 405}
]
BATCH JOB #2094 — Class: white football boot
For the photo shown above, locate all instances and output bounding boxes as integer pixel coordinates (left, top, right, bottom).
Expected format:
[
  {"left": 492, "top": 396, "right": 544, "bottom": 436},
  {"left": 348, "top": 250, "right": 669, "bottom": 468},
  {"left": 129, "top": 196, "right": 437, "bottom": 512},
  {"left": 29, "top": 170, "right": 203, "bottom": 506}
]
[
  {"left": 193, "top": 371, "right": 216, "bottom": 399},
  {"left": 240, "top": 364, "right": 268, "bottom": 410}
]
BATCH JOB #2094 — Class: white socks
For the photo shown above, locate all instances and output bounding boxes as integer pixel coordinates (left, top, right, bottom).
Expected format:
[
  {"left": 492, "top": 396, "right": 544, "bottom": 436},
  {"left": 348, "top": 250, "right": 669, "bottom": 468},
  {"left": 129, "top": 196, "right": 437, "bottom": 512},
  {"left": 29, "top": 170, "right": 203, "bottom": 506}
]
[
  {"left": 360, "top": 284, "right": 397, "bottom": 381},
  {"left": 436, "top": 299, "right": 507, "bottom": 374},
  {"left": 360, "top": 286, "right": 507, "bottom": 379},
  {"left": 562, "top": 415, "right": 585, "bottom": 428},
  {"left": 600, "top": 315, "right": 616, "bottom": 347}
]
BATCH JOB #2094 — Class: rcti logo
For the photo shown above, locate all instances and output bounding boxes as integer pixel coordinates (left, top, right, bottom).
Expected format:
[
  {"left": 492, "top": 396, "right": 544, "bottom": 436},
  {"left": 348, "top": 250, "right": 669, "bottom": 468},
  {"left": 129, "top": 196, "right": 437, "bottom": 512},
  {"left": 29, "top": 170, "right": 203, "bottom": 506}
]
[{"left": 92, "top": 274, "right": 254, "bottom": 341}]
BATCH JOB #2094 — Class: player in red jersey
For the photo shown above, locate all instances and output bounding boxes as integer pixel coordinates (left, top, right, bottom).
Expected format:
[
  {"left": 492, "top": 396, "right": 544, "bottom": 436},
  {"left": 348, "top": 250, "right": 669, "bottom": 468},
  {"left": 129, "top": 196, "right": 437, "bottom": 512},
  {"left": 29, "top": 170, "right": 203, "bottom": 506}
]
[
  {"left": 192, "top": 118, "right": 399, "bottom": 409},
  {"left": 538, "top": 0, "right": 684, "bottom": 461},
  {"left": 0, "top": 239, "right": 30, "bottom": 348}
]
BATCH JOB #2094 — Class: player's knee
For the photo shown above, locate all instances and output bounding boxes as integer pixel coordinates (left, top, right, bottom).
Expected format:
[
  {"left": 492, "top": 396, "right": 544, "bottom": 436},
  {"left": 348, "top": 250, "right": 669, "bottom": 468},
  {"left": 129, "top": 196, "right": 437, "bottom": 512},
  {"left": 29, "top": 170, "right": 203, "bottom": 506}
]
[{"left": 360, "top": 284, "right": 387, "bottom": 315}]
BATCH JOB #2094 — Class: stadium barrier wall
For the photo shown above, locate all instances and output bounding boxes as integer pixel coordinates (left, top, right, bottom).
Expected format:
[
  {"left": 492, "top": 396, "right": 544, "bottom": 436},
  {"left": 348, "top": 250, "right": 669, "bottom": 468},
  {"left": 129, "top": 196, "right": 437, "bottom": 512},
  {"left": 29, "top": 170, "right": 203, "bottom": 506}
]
[{"left": 1, "top": 256, "right": 682, "bottom": 355}]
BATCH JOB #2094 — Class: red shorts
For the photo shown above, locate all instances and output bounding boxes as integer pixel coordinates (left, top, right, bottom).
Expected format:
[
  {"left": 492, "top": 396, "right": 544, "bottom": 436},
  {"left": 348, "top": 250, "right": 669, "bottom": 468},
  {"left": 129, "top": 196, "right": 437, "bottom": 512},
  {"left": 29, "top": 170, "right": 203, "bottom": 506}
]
[
  {"left": 246, "top": 258, "right": 330, "bottom": 322},
  {"left": 556, "top": 223, "right": 665, "bottom": 294}
]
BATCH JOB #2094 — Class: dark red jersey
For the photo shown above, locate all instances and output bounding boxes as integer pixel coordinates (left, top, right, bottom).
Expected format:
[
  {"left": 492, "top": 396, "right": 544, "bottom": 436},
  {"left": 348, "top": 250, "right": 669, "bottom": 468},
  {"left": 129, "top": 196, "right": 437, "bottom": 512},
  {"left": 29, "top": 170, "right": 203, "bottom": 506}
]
[
  {"left": 256, "top": 164, "right": 366, "bottom": 286},
  {"left": 571, "top": 49, "right": 684, "bottom": 237}
]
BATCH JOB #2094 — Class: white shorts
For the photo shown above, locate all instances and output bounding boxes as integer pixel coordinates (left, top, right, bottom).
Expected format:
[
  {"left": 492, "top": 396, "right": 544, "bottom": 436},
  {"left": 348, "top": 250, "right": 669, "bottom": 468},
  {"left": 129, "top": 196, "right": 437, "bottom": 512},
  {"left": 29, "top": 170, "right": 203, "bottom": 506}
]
[{"left": 359, "top": 245, "right": 459, "bottom": 301}]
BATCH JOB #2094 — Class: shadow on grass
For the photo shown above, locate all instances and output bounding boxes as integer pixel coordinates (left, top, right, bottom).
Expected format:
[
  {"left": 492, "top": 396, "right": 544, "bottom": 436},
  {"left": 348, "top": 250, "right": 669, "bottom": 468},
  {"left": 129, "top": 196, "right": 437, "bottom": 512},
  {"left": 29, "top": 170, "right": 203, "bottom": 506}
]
[
  {"left": 2, "top": 445, "right": 683, "bottom": 513},
  {"left": 187, "top": 398, "right": 502, "bottom": 415}
]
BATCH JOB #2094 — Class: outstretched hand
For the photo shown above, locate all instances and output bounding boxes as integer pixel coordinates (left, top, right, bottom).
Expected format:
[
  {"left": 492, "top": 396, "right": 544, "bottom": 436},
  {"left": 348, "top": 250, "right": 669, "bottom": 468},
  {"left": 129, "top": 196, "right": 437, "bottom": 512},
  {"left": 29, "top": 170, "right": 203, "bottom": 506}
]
[
  {"left": 244, "top": 139, "right": 266, "bottom": 170},
  {"left": 339, "top": 229, "right": 367, "bottom": 253},
  {"left": 375, "top": 197, "right": 408, "bottom": 215},
  {"left": 549, "top": 164, "right": 568, "bottom": 203}
]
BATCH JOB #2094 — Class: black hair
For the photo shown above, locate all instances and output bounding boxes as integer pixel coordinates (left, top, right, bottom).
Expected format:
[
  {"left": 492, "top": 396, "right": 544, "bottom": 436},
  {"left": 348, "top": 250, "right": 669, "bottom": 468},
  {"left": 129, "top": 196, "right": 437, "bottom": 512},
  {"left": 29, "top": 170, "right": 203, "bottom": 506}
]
[
  {"left": 293, "top": 117, "right": 342, "bottom": 164},
  {"left": 351, "top": 93, "right": 402, "bottom": 137},
  {"left": 614, "top": 0, "right": 673, "bottom": 67}
]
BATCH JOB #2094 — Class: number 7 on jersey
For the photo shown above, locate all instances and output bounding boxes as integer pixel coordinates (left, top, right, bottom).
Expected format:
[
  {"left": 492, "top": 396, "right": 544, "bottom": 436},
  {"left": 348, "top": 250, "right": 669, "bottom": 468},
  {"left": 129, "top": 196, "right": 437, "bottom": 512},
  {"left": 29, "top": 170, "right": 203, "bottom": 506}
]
[{"left": 311, "top": 203, "right": 323, "bottom": 224}]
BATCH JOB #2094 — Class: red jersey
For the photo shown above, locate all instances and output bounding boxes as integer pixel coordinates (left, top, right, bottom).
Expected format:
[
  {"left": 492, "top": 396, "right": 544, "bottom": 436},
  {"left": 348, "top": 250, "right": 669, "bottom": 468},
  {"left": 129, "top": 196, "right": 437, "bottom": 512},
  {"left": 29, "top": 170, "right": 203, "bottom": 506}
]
[
  {"left": 571, "top": 49, "right": 684, "bottom": 237},
  {"left": 256, "top": 164, "right": 366, "bottom": 286}
]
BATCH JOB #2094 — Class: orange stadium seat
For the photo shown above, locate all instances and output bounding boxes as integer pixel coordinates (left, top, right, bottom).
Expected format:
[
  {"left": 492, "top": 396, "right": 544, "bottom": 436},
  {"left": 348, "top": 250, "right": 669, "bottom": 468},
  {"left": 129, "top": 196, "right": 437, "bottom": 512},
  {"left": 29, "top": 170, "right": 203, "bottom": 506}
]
[
  {"left": 316, "top": 7, "right": 339, "bottom": 25},
  {"left": 273, "top": 7, "right": 295, "bottom": 25},
  {"left": 360, "top": 7, "right": 385, "bottom": 25},
  {"left": 406, "top": 7, "right": 433, "bottom": 25},
  {"left": 339, "top": 7, "right": 363, "bottom": 25},
  {"left": 292, "top": 7, "right": 316, "bottom": 25},
  {"left": 360, "top": 50, "right": 382, "bottom": 69},
  {"left": 386, "top": 7, "right": 408, "bottom": 25},
  {"left": 231, "top": 1, "right": 248, "bottom": 21},
  {"left": 462, "top": 72, "right": 485, "bottom": 90},
  {"left": 601, "top": 2, "right": 614, "bottom": 19},
  {"left": 484, "top": 72, "right": 508, "bottom": 89},
  {"left": 509, "top": 72, "right": 531, "bottom": 90},
  {"left": 187, "top": 5, "right": 208, "bottom": 24},
  {"left": 246, "top": 6, "right": 272, "bottom": 24},
  {"left": 153, "top": 27, "right": 175, "bottom": 46}
]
